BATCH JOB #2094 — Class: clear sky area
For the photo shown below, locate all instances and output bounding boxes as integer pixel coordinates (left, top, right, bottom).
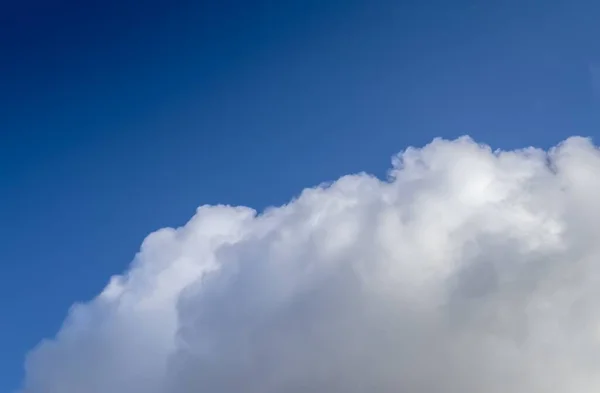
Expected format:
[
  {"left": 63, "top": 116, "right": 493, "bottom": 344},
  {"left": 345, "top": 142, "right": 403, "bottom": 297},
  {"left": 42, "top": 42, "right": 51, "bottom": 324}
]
[{"left": 2, "top": 1, "right": 600, "bottom": 391}]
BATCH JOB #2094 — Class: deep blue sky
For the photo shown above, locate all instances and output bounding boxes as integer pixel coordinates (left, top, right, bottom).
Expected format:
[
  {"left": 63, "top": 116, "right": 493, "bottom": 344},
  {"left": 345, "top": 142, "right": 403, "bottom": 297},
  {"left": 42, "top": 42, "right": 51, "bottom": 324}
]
[{"left": 2, "top": 0, "right": 600, "bottom": 390}]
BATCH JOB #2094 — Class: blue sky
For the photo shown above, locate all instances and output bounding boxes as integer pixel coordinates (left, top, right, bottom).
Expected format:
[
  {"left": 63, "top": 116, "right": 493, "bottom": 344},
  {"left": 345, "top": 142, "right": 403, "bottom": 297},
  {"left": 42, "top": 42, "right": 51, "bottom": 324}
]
[{"left": 2, "top": 0, "right": 600, "bottom": 390}]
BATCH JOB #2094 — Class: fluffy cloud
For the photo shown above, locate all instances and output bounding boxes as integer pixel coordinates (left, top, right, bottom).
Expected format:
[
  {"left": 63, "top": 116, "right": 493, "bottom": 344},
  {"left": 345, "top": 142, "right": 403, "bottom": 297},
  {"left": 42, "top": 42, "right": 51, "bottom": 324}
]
[{"left": 21, "top": 136, "right": 600, "bottom": 393}]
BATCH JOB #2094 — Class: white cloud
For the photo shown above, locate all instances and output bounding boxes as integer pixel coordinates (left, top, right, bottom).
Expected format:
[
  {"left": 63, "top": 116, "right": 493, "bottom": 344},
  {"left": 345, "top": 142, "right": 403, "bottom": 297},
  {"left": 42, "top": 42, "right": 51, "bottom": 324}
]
[{"left": 21, "top": 136, "right": 600, "bottom": 393}]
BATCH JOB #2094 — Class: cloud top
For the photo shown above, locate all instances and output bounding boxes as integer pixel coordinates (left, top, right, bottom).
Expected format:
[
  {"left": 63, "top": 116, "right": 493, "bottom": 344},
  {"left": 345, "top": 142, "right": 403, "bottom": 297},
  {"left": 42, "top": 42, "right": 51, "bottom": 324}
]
[{"left": 22, "top": 136, "right": 600, "bottom": 393}]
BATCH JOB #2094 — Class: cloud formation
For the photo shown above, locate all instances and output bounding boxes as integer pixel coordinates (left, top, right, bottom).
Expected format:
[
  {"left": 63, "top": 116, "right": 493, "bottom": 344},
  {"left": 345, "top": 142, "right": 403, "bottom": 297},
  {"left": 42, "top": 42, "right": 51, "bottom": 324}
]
[{"left": 22, "top": 136, "right": 600, "bottom": 393}]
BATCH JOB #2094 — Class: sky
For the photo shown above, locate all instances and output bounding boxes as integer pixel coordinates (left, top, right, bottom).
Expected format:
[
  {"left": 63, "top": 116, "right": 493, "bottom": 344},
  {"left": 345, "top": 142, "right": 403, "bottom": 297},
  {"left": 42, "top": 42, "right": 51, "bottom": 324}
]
[{"left": 2, "top": 0, "right": 600, "bottom": 391}]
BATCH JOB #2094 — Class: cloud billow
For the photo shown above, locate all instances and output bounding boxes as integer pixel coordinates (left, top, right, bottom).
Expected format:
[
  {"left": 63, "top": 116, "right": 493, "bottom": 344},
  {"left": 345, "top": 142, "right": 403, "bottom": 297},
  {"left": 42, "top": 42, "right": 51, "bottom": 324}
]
[{"left": 22, "top": 136, "right": 600, "bottom": 393}]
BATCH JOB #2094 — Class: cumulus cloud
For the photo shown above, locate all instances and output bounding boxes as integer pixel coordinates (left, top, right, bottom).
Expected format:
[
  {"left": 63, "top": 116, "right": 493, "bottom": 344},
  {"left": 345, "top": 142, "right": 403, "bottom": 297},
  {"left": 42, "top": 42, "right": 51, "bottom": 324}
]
[{"left": 21, "top": 136, "right": 600, "bottom": 393}]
